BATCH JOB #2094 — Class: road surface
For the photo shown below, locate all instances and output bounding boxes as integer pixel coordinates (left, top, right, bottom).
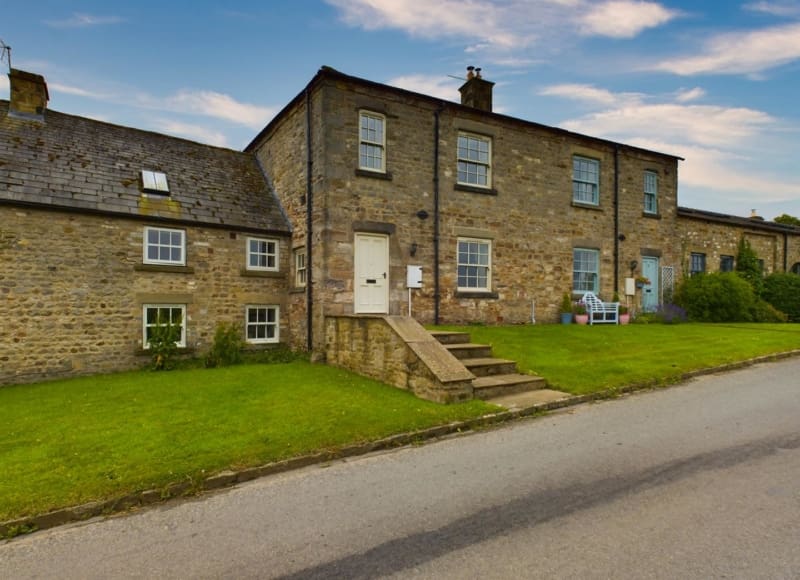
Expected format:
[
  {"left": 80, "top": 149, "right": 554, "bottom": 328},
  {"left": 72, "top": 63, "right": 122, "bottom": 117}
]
[{"left": 3, "top": 357, "right": 800, "bottom": 579}]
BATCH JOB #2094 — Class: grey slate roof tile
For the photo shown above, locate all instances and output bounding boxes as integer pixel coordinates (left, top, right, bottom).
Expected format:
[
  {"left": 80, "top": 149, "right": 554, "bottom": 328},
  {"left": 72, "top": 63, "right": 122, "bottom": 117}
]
[{"left": 0, "top": 101, "right": 290, "bottom": 234}]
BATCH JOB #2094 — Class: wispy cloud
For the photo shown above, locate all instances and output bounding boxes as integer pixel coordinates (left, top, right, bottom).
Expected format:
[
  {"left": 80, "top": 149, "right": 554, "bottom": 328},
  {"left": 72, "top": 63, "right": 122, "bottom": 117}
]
[
  {"left": 49, "top": 82, "right": 107, "bottom": 98},
  {"left": 45, "top": 13, "right": 124, "bottom": 28},
  {"left": 155, "top": 119, "right": 230, "bottom": 148},
  {"left": 579, "top": 1, "right": 680, "bottom": 38},
  {"left": 0, "top": 75, "right": 8, "bottom": 93},
  {"left": 654, "top": 22, "right": 800, "bottom": 75},
  {"left": 540, "top": 82, "right": 796, "bottom": 204},
  {"left": 744, "top": 1, "right": 800, "bottom": 17},
  {"left": 325, "top": 0, "right": 678, "bottom": 63},
  {"left": 386, "top": 74, "right": 462, "bottom": 101},
  {"left": 159, "top": 90, "right": 276, "bottom": 129}
]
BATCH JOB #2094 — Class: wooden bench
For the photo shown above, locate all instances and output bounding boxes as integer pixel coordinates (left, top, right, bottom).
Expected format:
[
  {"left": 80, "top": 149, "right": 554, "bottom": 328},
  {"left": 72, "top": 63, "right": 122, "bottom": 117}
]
[{"left": 582, "top": 292, "right": 619, "bottom": 325}]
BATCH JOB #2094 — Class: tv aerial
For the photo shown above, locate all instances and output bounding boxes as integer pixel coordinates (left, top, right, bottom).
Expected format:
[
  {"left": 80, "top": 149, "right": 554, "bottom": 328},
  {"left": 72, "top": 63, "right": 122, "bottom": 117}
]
[{"left": 0, "top": 39, "right": 10, "bottom": 72}]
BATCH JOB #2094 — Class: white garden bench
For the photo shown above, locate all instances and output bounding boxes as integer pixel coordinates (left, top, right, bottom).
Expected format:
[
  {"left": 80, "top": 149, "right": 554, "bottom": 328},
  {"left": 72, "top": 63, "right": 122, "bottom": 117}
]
[{"left": 582, "top": 292, "right": 619, "bottom": 325}]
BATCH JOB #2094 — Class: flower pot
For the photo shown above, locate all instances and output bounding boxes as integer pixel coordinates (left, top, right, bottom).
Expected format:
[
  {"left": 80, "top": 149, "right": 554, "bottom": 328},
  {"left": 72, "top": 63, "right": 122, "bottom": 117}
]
[
  {"left": 560, "top": 312, "right": 573, "bottom": 324},
  {"left": 619, "top": 313, "right": 630, "bottom": 325},
  {"left": 575, "top": 314, "right": 589, "bottom": 325}
]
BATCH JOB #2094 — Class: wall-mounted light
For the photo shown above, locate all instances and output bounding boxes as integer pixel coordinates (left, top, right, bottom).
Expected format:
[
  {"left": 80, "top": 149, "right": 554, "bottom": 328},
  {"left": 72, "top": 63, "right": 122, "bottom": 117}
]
[
  {"left": 416, "top": 210, "right": 429, "bottom": 220},
  {"left": 410, "top": 242, "right": 418, "bottom": 257},
  {"left": 629, "top": 260, "right": 638, "bottom": 274},
  {"left": 617, "top": 233, "right": 626, "bottom": 242}
]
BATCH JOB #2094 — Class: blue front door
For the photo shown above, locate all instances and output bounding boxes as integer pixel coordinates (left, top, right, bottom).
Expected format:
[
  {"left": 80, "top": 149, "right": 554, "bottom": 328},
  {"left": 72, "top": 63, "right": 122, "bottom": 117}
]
[{"left": 642, "top": 257, "right": 659, "bottom": 312}]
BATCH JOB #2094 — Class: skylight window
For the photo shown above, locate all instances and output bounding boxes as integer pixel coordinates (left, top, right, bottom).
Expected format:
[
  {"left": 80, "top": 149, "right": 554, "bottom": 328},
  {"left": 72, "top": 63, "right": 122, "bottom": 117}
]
[{"left": 142, "top": 170, "right": 169, "bottom": 194}]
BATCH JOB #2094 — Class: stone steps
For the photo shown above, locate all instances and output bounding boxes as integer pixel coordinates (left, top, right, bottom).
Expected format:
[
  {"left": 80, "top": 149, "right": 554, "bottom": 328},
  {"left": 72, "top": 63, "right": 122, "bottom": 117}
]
[{"left": 430, "top": 329, "right": 547, "bottom": 400}]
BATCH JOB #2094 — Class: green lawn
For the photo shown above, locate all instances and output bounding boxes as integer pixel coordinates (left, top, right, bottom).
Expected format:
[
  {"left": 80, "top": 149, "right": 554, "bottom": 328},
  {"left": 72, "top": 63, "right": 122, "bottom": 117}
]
[
  {"left": 435, "top": 323, "right": 800, "bottom": 395},
  {"left": 2, "top": 323, "right": 798, "bottom": 526},
  {"left": 0, "top": 362, "right": 494, "bottom": 523}
]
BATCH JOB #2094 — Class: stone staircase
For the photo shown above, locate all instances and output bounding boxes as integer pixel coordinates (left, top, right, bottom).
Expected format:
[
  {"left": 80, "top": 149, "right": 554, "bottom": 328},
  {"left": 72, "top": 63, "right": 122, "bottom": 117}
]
[{"left": 430, "top": 330, "right": 547, "bottom": 400}]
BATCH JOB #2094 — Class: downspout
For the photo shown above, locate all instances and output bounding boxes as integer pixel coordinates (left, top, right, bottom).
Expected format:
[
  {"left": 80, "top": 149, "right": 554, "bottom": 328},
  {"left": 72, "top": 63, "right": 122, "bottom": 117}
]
[
  {"left": 613, "top": 144, "right": 620, "bottom": 293},
  {"left": 783, "top": 232, "right": 788, "bottom": 272},
  {"left": 305, "top": 89, "right": 314, "bottom": 352},
  {"left": 433, "top": 104, "right": 444, "bottom": 325}
]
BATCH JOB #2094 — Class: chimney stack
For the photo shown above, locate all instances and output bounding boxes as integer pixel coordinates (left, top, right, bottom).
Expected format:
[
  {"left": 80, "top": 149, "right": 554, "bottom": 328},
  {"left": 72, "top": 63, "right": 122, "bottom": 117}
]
[
  {"left": 459, "top": 65, "right": 494, "bottom": 112},
  {"left": 8, "top": 68, "right": 49, "bottom": 121}
]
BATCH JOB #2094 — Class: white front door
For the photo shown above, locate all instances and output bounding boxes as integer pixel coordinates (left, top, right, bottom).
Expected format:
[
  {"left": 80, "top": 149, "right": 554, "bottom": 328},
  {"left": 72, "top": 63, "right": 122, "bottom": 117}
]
[{"left": 354, "top": 233, "right": 389, "bottom": 314}]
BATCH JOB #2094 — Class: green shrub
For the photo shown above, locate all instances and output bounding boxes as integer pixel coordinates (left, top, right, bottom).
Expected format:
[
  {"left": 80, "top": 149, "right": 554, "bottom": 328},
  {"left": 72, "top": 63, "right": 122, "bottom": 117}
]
[
  {"left": 148, "top": 314, "right": 182, "bottom": 370},
  {"left": 675, "top": 272, "right": 756, "bottom": 322},
  {"left": 750, "top": 299, "right": 788, "bottom": 323},
  {"left": 762, "top": 273, "right": 800, "bottom": 321},
  {"left": 735, "top": 237, "right": 764, "bottom": 295},
  {"left": 205, "top": 322, "right": 245, "bottom": 368}
]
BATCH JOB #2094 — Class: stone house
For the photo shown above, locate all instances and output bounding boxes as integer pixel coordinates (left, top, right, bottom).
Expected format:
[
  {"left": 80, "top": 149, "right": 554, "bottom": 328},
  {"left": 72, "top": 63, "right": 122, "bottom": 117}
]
[
  {"left": 2, "top": 66, "right": 799, "bottom": 389},
  {"left": 1, "top": 70, "right": 291, "bottom": 385}
]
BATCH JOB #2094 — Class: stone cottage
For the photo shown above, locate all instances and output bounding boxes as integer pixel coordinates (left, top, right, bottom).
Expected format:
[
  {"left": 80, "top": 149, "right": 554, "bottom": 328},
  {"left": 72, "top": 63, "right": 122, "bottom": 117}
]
[{"left": 2, "top": 65, "right": 799, "bottom": 389}]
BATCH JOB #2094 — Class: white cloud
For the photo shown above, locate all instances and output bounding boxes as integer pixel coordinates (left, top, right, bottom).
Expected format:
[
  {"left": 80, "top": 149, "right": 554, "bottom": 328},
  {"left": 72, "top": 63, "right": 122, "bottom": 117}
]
[
  {"left": 155, "top": 119, "right": 230, "bottom": 148},
  {"left": 744, "top": 1, "right": 800, "bottom": 17},
  {"left": 538, "top": 83, "right": 641, "bottom": 106},
  {"left": 45, "top": 13, "right": 124, "bottom": 28},
  {"left": 674, "top": 87, "right": 705, "bottom": 102},
  {"left": 325, "top": 0, "right": 677, "bottom": 62},
  {"left": 0, "top": 75, "right": 8, "bottom": 93},
  {"left": 49, "top": 82, "right": 106, "bottom": 98},
  {"left": 579, "top": 1, "right": 679, "bottom": 38},
  {"left": 160, "top": 90, "right": 276, "bottom": 129},
  {"left": 386, "top": 74, "right": 462, "bottom": 101},
  {"left": 654, "top": 22, "right": 800, "bottom": 75}
]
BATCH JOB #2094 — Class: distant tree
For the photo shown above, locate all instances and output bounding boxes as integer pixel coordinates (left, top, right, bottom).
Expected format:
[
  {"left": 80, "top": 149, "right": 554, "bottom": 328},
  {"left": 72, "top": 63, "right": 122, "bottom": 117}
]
[
  {"left": 774, "top": 213, "right": 800, "bottom": 227},
  {"left": 735, "top": 237, "right": 763, "bottom": 295}
]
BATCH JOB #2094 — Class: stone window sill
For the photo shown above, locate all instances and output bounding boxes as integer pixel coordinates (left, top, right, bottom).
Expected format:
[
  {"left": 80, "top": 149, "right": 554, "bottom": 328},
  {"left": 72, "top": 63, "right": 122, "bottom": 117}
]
[
  {"left": 240, "top": 269, "right": 283, "bottom": 278},
  {"left": 355, "top": 168, "right": 392, "bottom": 180},
  {"left": 289, "top": 287, "right": 307, "bottom": 294},
  {"left": 135, "top": 346, "right": 195, "bottom": 356},
  {"left": 642, "top": 212, "right": 662, "bottom": 220},
  {"left": 454, "top": 183, "right": 498, "bottom": 196},
  {"left": 455, "top": 291, "right": 499, "bottom": 299},
  {"left": 571, "top": 201, "right": 603, "bottom": 211},
  {"left": 134, "top": 264, "right": 195, "bottom": 274}
]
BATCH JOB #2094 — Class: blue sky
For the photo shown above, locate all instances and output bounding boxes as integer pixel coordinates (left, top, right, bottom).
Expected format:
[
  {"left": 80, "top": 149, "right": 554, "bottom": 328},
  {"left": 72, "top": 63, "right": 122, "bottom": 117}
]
[{"left": 3, "top": 0, "right": 800, "bottom": 219}]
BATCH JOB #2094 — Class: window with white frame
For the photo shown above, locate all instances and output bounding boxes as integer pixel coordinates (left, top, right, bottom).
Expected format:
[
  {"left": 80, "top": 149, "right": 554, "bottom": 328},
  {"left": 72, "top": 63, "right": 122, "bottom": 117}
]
[
  {"left": 247, "top": 237, "right": 278, "bottom": 271},
  {"left": 573, "top": 248, "right": 599, "bottom": 293},
  {"left": 457, "top": 238, "right": 491, "bottom": 291},
  {"left": 690, "top": 252, "right": 706, "bottom": 276},
  {"left": 142, "top": 304, "right": 186, "bottom": 348},
  {"left": 143, "top": 226, "right": 185, "bottom": 265},
  {"left": 359, "top": 111, "right": 385, "bottom": 172},
  {"left": 294, "top": 248, "right": 307, "bottom": 287},
  {"left": 457, "top": 133, "right": 491, "bottom": 187},
  {"left": 246, "top": 305, "right": 279, "bottom": 343},
  {"left": 644, "top": 170, "right": 658, "bottom": 214},
  {"left": 573, "top": 156, "right": 599, "bottom": 205}
]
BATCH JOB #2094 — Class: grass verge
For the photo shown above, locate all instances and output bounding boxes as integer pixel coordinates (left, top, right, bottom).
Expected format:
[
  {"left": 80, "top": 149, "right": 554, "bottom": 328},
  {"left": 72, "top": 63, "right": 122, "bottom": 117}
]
[
  {"left": 434, "top": 322, "right": 800, "bottom": 395},
  {"left": 0, "top": 361, "right": 495, "bottom": 523}
]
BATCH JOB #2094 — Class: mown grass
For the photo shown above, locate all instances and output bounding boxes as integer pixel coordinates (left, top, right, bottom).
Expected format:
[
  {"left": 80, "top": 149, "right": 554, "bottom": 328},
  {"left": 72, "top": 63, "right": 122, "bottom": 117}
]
[
  {"left": 434, "top": 322, "right": 800, "bottom": 395},
  {"left": 0, "top": 362, "right": 495, "bottom": 523}
]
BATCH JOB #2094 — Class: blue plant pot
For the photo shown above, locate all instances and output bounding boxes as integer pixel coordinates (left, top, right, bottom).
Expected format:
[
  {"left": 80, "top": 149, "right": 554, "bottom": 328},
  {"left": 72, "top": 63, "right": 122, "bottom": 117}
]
[{"left": 561, "top": 312, "right": 573, "bottom": 324}]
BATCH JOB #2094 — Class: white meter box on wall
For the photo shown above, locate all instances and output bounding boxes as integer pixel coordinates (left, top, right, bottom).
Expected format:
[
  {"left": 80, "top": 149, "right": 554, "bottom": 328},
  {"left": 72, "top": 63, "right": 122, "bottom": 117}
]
[{"left": 407, "top": 265, "right": 423, "bottom": 288}]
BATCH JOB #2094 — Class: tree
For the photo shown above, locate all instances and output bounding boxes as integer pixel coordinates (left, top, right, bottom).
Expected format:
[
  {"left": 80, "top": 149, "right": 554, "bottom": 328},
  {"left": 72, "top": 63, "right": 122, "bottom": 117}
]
[
  {"left": 735, "top": 237, "right": 763, "bottom": 295},
  {"left": 774, "top": 213, "right": 800, "bottom": 227}
]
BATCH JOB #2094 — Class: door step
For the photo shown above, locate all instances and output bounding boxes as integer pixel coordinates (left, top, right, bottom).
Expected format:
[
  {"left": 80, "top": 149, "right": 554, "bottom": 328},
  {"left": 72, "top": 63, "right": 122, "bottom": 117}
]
[{"left": 472, "top": 373, "right": 548, "bottom": 400}]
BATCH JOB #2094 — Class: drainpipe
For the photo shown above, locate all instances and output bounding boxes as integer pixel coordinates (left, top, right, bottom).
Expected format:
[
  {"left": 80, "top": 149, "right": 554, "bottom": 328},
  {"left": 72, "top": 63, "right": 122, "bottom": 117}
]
[
  {"left": 305, "top": 89, "right": 314, "bottom": 352},
  {"left": 783, "top": 232, "right": 788, "bottom": 272},
  {"left": 433, "top": 104, "right": 444, "bottom": 325},
  {"left": 613, "top": 144, "right": 620, "bottom": 293}
]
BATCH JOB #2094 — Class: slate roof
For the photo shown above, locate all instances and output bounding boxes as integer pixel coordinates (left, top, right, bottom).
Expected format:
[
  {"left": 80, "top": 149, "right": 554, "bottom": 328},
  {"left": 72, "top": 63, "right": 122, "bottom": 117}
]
[
  {"left": 678, "top": 206, "right": 800, "bottom": 235},
  {"left": 0, "top": 101, "right": 290, "bottom": 235}
]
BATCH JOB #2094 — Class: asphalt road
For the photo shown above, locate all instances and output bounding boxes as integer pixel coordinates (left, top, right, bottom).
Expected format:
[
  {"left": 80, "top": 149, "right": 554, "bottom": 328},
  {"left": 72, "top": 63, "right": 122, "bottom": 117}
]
[{"left": 3, "top": 357, "right": 800, "bottom": 579}]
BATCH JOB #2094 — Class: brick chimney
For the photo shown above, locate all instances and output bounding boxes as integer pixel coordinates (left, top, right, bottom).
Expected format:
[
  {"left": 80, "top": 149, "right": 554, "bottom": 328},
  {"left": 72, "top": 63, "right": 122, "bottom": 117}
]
[
  {"left": 8, "top": 68, "right": 49, "bottom": 121},
  {"left": 459, "top": 66, "right": 494, "bottom": 112}
]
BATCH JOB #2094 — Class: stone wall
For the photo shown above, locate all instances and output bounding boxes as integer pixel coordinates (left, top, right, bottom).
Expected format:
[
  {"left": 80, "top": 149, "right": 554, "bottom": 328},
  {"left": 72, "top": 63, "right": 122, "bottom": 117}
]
[
  {"left": 0, "top": 206, "right": 289, "bottom": 385},
  {"left": 677, "top": 213, "right": 800, "bottom": 275},
  {"left": 324, "top": 315, "right": 474, "bottom": 403}
]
